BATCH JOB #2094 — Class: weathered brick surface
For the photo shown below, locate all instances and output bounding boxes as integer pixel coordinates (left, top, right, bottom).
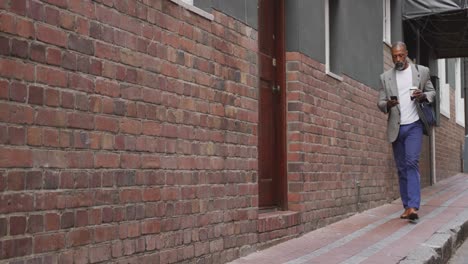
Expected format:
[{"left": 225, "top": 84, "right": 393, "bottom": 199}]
[
  {"left": 285, "top": 52, "right": 402, "bottom": 232},
  {"left": 0, "top": 1, "right": 257, "bottom": 263},
  {"left": 0, "top": 1, "right": 463, "bottom": 263}
]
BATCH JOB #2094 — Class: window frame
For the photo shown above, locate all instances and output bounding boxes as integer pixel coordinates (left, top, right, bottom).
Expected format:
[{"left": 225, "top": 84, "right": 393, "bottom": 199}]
[
  {"left": 455, "top": 58, "right": 465, "bottom": 126},
  {"left": 383, "top": 0, "right": 391, "bottom": 45},
  {"left": 324, "top": 0, "right": 343, "bottom": 81},
  {"left": 438, "top": 59, "right": 451, "bottom": 118}
]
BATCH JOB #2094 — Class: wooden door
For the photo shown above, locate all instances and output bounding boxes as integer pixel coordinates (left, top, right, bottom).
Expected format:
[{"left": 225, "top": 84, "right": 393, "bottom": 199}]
[{"left": 258, "top": 0, "right": 286, "bottom": 209}]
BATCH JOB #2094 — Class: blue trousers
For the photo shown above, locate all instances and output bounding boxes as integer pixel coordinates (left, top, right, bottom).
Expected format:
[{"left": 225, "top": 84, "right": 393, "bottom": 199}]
[{"left": 392, "top": 120, "right": 423, "bottom": 210}]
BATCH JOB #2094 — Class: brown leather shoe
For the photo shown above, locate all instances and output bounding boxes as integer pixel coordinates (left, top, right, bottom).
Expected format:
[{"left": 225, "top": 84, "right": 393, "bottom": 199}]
[
  {"left": 407, "top": 208, "right": 419, "bottom": 221},
  {"left": 400, "top": 208, "right": 410, "bottom": 219}
]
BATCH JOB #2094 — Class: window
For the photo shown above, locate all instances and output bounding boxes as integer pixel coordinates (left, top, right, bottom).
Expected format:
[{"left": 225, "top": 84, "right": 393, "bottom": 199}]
[
  {"left": 455, "top": 58, "right": 465, "bottom": 126},
  {"left": 438, "top": 59, "right": 450, "bottom": 118},
  {"left": 383, "top": 0, "right": 391, "bottom": 45},
  {"left": 325, "top": 0, "right": 342, "bottom": 80}
]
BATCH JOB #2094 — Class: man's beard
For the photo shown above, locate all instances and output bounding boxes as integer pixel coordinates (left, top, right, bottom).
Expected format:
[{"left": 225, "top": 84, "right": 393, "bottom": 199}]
[{"left": 395, "top": 62, "right": 405, "bottom": 71}]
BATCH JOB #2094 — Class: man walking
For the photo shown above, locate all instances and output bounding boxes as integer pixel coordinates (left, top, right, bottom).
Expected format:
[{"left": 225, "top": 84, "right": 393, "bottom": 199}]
[{"left": 377, "top": 42, "right": 436, "bottom": 221}]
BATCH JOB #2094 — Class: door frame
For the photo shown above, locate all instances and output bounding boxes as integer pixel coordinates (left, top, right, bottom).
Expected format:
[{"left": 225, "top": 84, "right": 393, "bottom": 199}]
[{"left": 257, "top": 0, "right": 287, "bottom": 210}]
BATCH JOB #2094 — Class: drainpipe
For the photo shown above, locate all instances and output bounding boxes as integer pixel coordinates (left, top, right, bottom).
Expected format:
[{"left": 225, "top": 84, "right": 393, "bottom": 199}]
[{"left": 464, "top": 58, "right": 468, "bottom": 172}]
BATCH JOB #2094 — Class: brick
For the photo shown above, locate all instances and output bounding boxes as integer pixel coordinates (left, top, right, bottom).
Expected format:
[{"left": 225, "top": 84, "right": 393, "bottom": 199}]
[
  {"left": 95, "top": 79, "right": 120, "bottom": 97},
  {"left": 67, "top": 228, "right": 92, "bottom": 247},
  {"left": 69, "top": 247, "right": 87, "bottom": 264},
  {"left": 75, "top": 94, "right": 89, "bottom": 111},
  {"left": 0, "top": 148, "right": 33, "bottom": 168},
  {"left": 141, "top": 219, "right": 161, "bottom": 234},
  {"left": 61, "top": 211, "right": 75, "bottom": 229},
  {"left": 46, "top": 47, "right": 62, "bottom": 65},
  {"left": 27, "top": 214, "right": 44, "bottom": 234},
  {"left": 0, "top": 80, "right": 8, "bottom": 100},
  {"left": 11, "top": 39, "right": 29, "bottom": 59},
  {"left": 27, "top": 127, "right": 42, "bottom": 146},
  {"left": 30, "top": 43, "right": 46, "bottom": 63},
  {"left": 36, "top": 65, "right": 68, "bottom": 87},
  {"left": 10, "top": 216, "right": 26, "bottom": 235},
  {"left": 142, "top": 188, "right": 161, "bottom": 201},
  {"left": 16, "top": 17, "right": 35, "bottom": 39},
  {"left": 28, "top": 85, "right": 44, "bottom": 105},
  {"left": 95, "top": 152, "right": 120, "bottom": 168},
  {"left": 45, "top": 213, "right": 60, "bottom": 231},
  {"left": 115, "top": 170, "right": 135, "bottom": 187},
  {"left": 120, "top": 154, "right": 141, "bottom": 169},
  {"left": 44, "top": 171, "right": 59, "bottom": 189},
  {"left": 119, "top": 189, "right": 142, "bottom": 203},
  {"left": 7, "top": 126, "right": 25, "bottom": 145},
  {"left": 120, "top": 119, "right": 142, "bottom": 135},
  {"left": 62, "top": 51, "right": 77, "bottom": 70},
  {"left": 59, "top": 251, "right": 74, "bottom": 264},
  {"left": 27, "top": 0, "right": 44, "bottom": 21},
  {"left": 34, "top": 233, "right": 65, "bottom": 253},
  {"left": 90, "top": 59, "right": 103, "bottom": 75},
  {"left": 67, "top": 151, "right": 94, "bottom": 168},
  {"left": 61, "top": 91, "right": 75, "bottom": 109},
  {"left": 37, "top": 24, "right": 67, "bottom": 47},
  {"left": 0, "top": 125, "right": 7, "bottom": 144},
  {"left": 43, "top": 0, "right": 68, "bottom": 8},
  {"left": 26, "top": 171, "right": 42, "bottom": 190},
  {"left": 10, "top": 81, "right": 27, "bottom": 102},
  {"left": 95, "top": 116, "right": 119, "bottom": 132},
  {"left": 75, "top": 210, "right": 89, "bottom": 227},
  {"left": 69, "top": 73, "right": 95, "bottom": 93},
  {"left": 89, "top": 208, "right": 102, "bottom": 225},
  {"left": 0, "top": 58, "right": 35, "bottom": 82},
  {"left": 0, "top": 218, "right": 6, "bottom": 237},
  {"left": 69, "top": 34, "right": 94, "bottom": 55},
  {"left": 94, "top": 225, "right": 117, "bottom": 242},
  {"left": 67, "top": 112, "right": 94, "bottom": 130},
  {"left": 45, "top": 6, "right": 60, "bottom": 25},
  {"left": 45, "top": 89, "right": 60, "bottom": 107},
  {"left": 1, "top": 238, "right": 32, "bottom": 258},
  {"left": 10, "top": 0, "right": 27, "bottom": 15},
  {"left": 89, "top": 244, "right": 111, "bottom": 263},
  {"left": 0, "top": 36, "right": 7, "bottom": 55},
  {"left": 35, "top": 193, "right": 58, "bottom": 211},
  {"left": 69, "top": 0, "right": 96, "bottom": 19},
  {"left": 36, "top": 108, "right": 67, "bottom": 127},
  {"left": 7, "top": 171, "right": 25, "bottom": 190},
  {"left": 0, "top": 193, "right": 33, "bottom": 213},
  {"left": 43, "top": 128, "right": 60, "bottom": 147},
  {"left": 0, "top": 13, "right": 15, "bottom": 35}
]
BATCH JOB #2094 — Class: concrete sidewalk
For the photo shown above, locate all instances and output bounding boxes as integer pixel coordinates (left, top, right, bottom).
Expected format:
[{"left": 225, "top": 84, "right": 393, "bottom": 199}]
[{"left": 230, "top": 174, "right": 468, "bottom": 264}]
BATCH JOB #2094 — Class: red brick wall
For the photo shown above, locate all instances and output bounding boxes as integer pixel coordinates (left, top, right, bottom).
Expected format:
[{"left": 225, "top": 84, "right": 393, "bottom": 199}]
[
  {"left": 435, "top": 90, "right": 464, "bottom": 180},
  {"left": 0, "top": 1, "right": 258, "bottom": 263},
  {"left": 285, "top": 52, "right": 399, "bottom": 232}
]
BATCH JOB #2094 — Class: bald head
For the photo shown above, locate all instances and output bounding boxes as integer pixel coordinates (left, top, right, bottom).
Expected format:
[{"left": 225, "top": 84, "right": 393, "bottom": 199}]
[
  {"left": 392, "top": 41, "right": 407, "bottom": 51},
  {"left": 391, "top": 41, "right": 408, "bottom": 70}
]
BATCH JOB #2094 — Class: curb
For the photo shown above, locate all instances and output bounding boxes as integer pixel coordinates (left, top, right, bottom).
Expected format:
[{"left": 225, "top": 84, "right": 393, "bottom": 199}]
[{"left": 399, "top": 210, "right": 468, "bottom": 264}]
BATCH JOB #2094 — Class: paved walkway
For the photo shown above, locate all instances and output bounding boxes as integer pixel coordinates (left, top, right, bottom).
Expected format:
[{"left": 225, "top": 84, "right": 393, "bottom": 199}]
[{"left": 230, "top": 173, "right": 468, "bottom": 264}]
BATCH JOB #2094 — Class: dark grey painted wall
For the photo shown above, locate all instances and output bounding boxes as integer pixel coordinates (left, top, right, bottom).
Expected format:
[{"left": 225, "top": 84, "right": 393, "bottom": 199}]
[
  {"left": 285, "top": 0, "right": 326, "bottom": 63},
  {"left": 391, "top": 0, "right": 404, "bottom": 43},
  {"left": 285, "top": 0, "right": 383, "bottom": 88},
  {"left": 194, "top": 0, "right": 258, "bottom": 29},
  {"left": 447, "top": 58, "right": 456, "bottom": 90},
  {"left": 196, "top": 0, "right": 387, "bottom": 88},
  {"left": 331, "top": 0, "right": 383, "bottom": 88}
]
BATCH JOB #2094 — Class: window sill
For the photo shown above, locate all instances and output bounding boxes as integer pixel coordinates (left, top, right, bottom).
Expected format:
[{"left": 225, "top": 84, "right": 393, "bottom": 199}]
[
  {"left": 326, "top": 70, "right": 344, "bottom": 81},
  {"left": 169, "top": 0, "right": 214, "bottom": 21}
]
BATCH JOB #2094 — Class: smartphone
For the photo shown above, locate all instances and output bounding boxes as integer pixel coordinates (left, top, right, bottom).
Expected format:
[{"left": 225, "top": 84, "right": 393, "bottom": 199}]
[{"left": 390, "top": 96, "right": 397, "bottom": 100}]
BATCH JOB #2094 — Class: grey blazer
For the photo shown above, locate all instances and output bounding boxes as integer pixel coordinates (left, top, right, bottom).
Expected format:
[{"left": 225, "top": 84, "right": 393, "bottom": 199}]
[{"left": 377, "top": 63, "right": 436, "bottom": 143}]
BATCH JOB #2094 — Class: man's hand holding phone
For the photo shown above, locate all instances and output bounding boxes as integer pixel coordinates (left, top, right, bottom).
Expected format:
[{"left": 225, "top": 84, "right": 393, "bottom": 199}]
[{"left": 387, "top": 95, "right": 399, "bottom": 110}]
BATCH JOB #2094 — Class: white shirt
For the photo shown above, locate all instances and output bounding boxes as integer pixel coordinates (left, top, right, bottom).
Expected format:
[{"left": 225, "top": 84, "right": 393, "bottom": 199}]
[{"left": 395, "top": 66, "right": 419, "bottom": 125}]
